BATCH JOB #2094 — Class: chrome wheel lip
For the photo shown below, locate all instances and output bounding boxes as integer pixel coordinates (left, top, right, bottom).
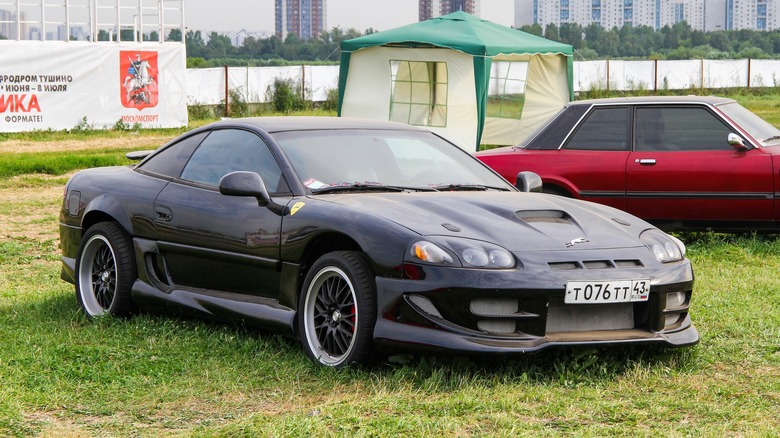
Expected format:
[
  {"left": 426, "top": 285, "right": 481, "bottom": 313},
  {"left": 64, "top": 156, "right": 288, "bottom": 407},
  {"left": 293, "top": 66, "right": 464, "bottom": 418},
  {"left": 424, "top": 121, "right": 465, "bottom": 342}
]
[
  {"left": 303, "top": 266, "right": 358, "bottom": 366},
  {"left": 77, "top": 234, "right": 117, "bottom": 317}
]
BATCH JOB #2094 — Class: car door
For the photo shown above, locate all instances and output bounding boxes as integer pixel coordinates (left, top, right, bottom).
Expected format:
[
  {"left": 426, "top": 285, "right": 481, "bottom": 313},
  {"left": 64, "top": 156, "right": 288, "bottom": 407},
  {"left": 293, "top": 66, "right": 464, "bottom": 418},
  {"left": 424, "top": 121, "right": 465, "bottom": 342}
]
[
  {"left": 550, "top": 105, "right": 631, "bottom": 211},
  {"left": 154, "top": 128, "right": 291, "bottom": 298},
  {"left": 626, "top": 105, "right": 774, "bottom": 226}
]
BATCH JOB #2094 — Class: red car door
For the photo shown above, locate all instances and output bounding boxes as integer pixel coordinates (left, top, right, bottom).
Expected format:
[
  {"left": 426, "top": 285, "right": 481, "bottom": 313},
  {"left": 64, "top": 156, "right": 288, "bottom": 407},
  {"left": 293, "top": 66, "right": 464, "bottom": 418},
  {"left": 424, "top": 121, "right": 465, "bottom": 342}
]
[{"left": 626, "top": 105, "right": 774, "bottom": 226}]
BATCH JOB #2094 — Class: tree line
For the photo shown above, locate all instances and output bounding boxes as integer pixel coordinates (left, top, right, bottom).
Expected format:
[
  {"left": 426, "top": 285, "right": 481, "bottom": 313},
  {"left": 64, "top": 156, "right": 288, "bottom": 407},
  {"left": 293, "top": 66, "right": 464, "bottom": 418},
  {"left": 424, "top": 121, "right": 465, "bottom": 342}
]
[
  {"left": 520, "top": 21, "right": 780, "bottom": 60},
  {"left": 100, "top": 21, "right": 780, "bottom": 66}
]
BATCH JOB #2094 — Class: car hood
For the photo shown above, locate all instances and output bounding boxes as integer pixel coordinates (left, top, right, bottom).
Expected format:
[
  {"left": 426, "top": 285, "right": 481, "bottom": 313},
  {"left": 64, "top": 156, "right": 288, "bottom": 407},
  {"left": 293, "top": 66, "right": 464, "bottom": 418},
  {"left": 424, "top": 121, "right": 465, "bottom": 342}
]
[{"left": 311, "top": 192, "right": 652, "bottom": 252}]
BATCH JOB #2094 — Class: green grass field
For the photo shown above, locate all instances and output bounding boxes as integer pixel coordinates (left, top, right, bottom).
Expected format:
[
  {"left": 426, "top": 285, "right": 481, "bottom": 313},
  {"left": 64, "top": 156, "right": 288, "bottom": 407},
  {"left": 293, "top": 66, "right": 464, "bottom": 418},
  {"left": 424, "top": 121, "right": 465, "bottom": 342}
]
[{"left": 0, "top": 95, "right": 778, "bottom": 436}]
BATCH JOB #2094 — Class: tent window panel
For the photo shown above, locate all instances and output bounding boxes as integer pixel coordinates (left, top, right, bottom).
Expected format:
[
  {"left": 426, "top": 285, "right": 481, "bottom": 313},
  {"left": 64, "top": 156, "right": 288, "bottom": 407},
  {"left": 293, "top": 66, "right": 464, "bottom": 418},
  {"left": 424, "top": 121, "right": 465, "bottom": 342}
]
[
  {"left": 390, "top": 105, "right": 412, "bottom": 124},
  {"left": 393, "top": 81, "right": 413, "bottom": 102},
  {"left": 409, "top": 104, "right": 432, "bottom": 125},
  {"left": 411, "top": 82, "right": 432, "bottom": 104},
  {"left": 389, "top": 60, "right": 448, "bottom": 128},
  {"left": 487, "top": 61, "right": 528, "bottom": 119}
]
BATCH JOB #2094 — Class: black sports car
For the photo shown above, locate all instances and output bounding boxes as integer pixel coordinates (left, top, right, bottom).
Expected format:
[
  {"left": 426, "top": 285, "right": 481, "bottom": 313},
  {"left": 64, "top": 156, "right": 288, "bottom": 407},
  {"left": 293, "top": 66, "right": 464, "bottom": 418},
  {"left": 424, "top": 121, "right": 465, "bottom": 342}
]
[{"left": 59, "top": 117, "right": 698, "bottom": 367}]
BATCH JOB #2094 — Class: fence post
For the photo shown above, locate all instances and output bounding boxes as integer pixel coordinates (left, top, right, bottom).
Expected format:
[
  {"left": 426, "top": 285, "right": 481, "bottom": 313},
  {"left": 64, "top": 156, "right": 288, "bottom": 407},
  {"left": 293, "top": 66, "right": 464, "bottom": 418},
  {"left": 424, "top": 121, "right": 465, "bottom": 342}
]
[
  {"left": 700, "top": 58, "right": 704, "bottom": 90},
  {"left": 654, "top": 59, "right": 658, "bottom": 94},
  {"left": 224, "top": 64, "right": 230, "bottom": 117},
  {"left": 747, "top": 59, "right": 752, "bottom": 89},
  {"left": 606, "top": 59, "right": 610, "bottom": 92},
  {"left": 301, "top": 65, "right": 306, "bottom": 100}
]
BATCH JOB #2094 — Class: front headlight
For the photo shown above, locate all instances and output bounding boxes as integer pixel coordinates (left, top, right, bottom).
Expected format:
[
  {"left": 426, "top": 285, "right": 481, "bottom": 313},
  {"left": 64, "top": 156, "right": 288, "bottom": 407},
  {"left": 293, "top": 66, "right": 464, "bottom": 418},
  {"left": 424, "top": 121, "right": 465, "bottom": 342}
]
[
  {"left": 640, "top": 229, "right": 685, "bottom": 263},
  {"left": 408, "top": 238, "right": 516, "bottom": 269}
]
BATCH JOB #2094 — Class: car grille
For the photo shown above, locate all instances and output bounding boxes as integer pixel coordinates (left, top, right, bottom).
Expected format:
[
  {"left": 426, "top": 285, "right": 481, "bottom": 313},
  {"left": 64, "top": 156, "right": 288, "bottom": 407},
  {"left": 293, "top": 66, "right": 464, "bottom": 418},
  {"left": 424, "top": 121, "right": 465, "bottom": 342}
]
[
  {"left": 549, "top": 259, "right": 642, "bottom": 270},
  {"left": 545, "top": 299, "right": 635, "bottom": 333}
]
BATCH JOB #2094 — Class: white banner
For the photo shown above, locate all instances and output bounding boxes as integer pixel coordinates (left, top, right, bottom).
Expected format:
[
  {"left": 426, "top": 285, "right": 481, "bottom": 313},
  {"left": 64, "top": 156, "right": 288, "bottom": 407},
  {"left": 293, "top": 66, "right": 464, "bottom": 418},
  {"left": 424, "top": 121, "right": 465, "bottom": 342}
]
[{"left": 0, "top": 41, "right": 187, "bottom": 132}]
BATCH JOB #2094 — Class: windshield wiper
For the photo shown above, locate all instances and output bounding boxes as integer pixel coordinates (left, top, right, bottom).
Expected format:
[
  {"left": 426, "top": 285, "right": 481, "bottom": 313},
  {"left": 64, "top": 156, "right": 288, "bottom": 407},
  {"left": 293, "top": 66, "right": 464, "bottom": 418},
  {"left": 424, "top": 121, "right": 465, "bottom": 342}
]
[
  {"left": 763, "top": 135, "right": 780, "bottom": 142},
  {"left": 430, "top": 183, "right": 510, "bottom": 192},
  {"left": 311, "top": 183, "right": 433, "bottom": 194}
]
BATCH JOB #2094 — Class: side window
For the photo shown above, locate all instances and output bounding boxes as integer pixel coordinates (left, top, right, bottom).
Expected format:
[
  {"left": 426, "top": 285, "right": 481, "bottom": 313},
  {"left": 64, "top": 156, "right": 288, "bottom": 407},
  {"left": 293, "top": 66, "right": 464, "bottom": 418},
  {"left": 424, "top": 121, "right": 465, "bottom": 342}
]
[
  {"left": 564, "top": 107, "right": 629, "bottom": 151},
  {"left": 137, "top": 131, "right": 208, "bottom": 178},
  {"left": 635, "top": 106, "right": 733, "bottom": 152},
  {"left": 180, "top": 129, "right": 289, "bottom": 194}
]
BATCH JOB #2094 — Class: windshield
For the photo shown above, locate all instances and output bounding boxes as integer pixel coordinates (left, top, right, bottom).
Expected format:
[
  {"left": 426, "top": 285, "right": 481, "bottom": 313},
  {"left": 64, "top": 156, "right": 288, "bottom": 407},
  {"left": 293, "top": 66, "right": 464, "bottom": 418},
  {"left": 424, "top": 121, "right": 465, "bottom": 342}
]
[
  {"left": 717, "top": 101, "right": 780, "bottom": 146},
  {"left": 272, "top": 129, "right": 514, "bottom": 192}
]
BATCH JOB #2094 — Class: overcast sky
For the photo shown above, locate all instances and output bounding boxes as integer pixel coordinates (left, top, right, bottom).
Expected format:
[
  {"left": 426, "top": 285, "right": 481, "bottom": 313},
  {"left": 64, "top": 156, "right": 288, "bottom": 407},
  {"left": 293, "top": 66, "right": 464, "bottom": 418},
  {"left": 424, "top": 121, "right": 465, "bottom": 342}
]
[{"left": 183, "top": 0, "right": 516, "bottom": 34}]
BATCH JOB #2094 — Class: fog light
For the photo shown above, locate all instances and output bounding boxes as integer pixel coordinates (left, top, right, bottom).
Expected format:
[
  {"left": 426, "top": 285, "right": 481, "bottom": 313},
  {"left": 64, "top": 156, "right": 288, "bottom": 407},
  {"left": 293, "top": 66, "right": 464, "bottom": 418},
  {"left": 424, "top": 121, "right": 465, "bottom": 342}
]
[{"left": 666, "top": 291, "right": 686, "bottom": 309}]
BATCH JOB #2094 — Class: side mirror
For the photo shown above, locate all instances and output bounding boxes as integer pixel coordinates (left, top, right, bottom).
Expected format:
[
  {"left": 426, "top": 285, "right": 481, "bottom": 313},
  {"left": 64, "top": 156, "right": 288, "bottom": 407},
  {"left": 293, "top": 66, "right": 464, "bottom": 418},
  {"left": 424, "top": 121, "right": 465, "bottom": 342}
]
[
  {"left": 515, "top": 171, "right": 543, "bottom": 193},
  {"left": 728, "top": 133, "right": 750, "bottom": 151},
  {"left": 219, "top": 171, "right": 271, "bottom": 206}
]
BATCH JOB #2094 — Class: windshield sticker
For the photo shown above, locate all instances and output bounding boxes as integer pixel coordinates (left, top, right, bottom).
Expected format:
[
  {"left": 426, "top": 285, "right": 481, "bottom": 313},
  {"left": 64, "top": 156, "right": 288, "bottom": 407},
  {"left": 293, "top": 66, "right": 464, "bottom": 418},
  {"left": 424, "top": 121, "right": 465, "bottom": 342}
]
[
  {"left": 290, "top": 202, "right": 305, "bottom": 216},
  {"left": 303, "top": 178, "right": 329, "bottom": 189}
]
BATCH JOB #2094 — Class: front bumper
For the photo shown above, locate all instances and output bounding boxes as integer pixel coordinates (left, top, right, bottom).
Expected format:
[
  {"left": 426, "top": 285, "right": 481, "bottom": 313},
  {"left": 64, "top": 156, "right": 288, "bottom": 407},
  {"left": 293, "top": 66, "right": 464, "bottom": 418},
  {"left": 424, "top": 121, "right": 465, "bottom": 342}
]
[{"left": 373, "top": 249, "right": 698, "bottom": 354}]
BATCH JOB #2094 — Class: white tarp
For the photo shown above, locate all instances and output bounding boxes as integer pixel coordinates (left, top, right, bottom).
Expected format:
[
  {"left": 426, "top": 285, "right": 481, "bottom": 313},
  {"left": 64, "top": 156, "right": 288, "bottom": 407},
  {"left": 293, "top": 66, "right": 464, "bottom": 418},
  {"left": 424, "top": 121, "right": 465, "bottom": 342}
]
[
  {"left": 183, "top": 59, "right": 780, "bottom": 109},
  {"left": 482, "top": 53, "right": 570, "bottom": 146},
  {"left": 185, "top": 65, "right": 340, "bottom": 106},
  {"left": 340, "top": 46, "right": 478, "bottom": 150},
  {"left": 0, "top": 41, "right": 187, "bottom": 132}
]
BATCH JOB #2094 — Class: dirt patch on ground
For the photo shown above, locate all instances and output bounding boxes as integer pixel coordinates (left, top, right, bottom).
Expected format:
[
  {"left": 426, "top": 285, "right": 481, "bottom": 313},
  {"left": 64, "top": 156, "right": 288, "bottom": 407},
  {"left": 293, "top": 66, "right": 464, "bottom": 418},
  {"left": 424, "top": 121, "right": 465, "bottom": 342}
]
[
  {"left": 0, "top": 134, "right": 175, "bottom": 154},
  {"left": 0, "top": 176, "right": 65, "bottom": 243}
]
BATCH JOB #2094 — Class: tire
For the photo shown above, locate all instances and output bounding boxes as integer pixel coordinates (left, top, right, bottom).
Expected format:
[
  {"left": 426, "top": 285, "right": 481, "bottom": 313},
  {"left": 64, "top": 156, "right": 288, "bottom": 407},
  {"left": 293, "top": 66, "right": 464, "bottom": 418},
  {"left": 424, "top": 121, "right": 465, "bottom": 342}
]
[
  {"left": 75, "top": 222, "right": 135, "bottom": 318},
  {"left": 298, "top": 251, "right": 377, "bottom": 367}
]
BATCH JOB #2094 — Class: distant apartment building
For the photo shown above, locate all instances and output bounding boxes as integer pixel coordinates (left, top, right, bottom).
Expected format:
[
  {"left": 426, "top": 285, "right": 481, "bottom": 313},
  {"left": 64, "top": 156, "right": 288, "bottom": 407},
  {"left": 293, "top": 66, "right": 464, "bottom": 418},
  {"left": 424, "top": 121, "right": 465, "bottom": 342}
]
[
  {"left": 275, "top": 0, "right": 327, "bottom": 40},
  {"left": 0, "top": 9, "right": 22, "bottom": 39},
  {"left": 515, "top": 0, "right": 780, "bottom": 31},
  {"left": 419, "top": 0, "right": 481, "bottom": 21}
]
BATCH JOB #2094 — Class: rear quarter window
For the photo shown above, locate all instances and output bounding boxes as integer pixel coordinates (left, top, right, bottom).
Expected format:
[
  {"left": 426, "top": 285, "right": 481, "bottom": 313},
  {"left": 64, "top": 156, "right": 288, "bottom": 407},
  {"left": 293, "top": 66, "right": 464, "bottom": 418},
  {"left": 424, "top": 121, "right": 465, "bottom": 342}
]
[
  {"left": 137, "top": 131, "right": 208, "bottom": 178},
  {"left": 524, "top": 105, "right": 590, "bottom": 150}
]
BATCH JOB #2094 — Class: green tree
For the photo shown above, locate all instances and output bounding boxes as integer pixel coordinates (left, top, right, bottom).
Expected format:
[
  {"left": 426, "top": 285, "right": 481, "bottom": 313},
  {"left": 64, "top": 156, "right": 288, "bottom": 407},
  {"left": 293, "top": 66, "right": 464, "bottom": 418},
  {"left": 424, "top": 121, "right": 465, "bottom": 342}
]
[
  {"left": 167, "top": 28, "right": 182, "bottom": 42},
  {"left": 559, "top": 23, "right": 584, "bottom": 49},
  {"left": 544, "top": 23, "right": 560, "bottom": 41},
  {"left": 517, "top": 23, "right": 543, "bottom": 36},
  {"left": 186, "top": 30, "right": 207, "bottom": 58},
  {"left": 205, "top": 32, "right": 234, "bottom": 58},
  {"left": 708, "top": 32, "right": 731, "bottom": 52}
]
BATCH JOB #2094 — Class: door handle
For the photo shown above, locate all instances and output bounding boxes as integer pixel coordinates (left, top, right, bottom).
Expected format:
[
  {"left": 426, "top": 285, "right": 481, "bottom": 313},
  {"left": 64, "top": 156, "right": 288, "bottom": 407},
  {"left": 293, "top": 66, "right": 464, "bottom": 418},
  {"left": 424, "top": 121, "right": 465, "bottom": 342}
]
[
  {"left": 155, "top": 206, "right": 173, "bottom": 222},
  {"left": 636, "top": 158, "right": 656, "bottom": 165}
]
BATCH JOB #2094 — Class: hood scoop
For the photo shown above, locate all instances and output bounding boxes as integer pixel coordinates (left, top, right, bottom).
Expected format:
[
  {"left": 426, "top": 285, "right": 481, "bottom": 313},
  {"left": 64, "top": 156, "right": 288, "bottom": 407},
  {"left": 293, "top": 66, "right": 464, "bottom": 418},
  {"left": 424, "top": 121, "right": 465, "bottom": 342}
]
[{"left": 516, "top": 210, "right": 572, "bottom": 224}]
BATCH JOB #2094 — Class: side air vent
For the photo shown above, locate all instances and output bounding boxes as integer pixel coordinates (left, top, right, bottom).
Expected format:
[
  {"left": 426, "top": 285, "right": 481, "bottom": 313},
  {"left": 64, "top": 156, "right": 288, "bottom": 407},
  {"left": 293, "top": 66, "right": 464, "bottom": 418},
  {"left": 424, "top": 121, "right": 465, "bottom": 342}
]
[
  {"left": 549, "top": 261, "right": 581, "bottom": 270},
  {"left": 407, "top": 294, "right": 443, "bottom": 318},
  {"left": 583, "top": 260, "right": 612, "bottom": 269},
  {"left": 477, "top": 320, "right": 517, "bottom": 334},
  {"left": 470, "top": 298, "right": 519, "bottom": 316},
  {"left": 615, "top": 259, "right": 643, "bottom": 268}
]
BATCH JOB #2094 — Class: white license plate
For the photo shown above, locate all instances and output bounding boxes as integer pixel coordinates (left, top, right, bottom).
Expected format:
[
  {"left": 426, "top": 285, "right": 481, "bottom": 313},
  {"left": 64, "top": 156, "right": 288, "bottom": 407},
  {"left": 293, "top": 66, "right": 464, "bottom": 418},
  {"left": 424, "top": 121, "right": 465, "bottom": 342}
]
[{"left": 565, "top": 280, "right": 650, "bottom": 304}]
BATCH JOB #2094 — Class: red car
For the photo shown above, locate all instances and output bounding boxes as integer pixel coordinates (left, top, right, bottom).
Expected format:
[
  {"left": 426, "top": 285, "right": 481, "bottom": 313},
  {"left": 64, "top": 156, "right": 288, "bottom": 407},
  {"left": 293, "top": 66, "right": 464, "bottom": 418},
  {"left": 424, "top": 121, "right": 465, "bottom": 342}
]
[{"left": 476, "top": 96, "right": 780, "bottom": 231}]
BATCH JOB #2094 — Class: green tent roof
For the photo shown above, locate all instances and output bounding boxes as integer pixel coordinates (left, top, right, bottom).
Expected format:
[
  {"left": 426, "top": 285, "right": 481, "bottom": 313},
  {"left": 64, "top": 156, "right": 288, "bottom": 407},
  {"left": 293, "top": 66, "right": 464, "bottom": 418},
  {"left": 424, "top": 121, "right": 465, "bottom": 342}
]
[{"left": 341, "top": 11, "right": 573, "bottom": 57}]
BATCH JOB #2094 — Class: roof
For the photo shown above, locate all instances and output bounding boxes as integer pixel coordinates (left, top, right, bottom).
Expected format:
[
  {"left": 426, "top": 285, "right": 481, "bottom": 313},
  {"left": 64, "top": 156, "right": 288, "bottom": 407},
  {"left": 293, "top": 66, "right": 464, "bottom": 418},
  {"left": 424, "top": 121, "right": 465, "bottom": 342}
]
[
  {"left": 570, "top": 96, "right": 736, "bottom": 106},
  {"left": 203, "top": 117, "right": 426, "bottom": 134},
  {"left": 341, "top": 11, "right": 573, "bottom": 57}
]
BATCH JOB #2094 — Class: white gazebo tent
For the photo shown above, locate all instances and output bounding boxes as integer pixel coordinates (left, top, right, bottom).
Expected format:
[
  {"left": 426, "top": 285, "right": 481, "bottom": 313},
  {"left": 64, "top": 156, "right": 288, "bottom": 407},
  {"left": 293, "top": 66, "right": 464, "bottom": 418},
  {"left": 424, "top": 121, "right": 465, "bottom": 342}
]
[{"left": 338, "top": 12, "right": 574, "bottom": 151}]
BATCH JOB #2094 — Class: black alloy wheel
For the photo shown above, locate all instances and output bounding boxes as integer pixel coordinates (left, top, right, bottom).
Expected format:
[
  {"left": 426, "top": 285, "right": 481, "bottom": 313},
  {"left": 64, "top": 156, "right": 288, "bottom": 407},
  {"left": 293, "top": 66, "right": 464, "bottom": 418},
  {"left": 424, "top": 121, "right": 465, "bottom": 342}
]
[
  {"left": 299, "top": 251, "right": 376, "bottom": 367},
  {"left": 75, "top": 222, "right": 135, "bottom": 317}
]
